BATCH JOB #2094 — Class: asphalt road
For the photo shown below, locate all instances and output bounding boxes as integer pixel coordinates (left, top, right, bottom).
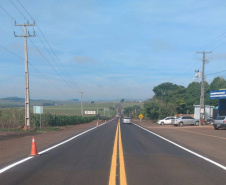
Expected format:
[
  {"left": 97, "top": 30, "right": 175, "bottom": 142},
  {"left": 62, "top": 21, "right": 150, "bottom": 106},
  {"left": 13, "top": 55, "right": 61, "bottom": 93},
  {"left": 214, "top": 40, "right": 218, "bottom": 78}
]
[
  {"left": 0, "top": 120, "right": 117, "bottom": 185},
  {"left": 121, "top": 123, "right": 226, "bottom": 185},
  {"left": 1, "top": 118, "right": 226, "bottom": 185}
]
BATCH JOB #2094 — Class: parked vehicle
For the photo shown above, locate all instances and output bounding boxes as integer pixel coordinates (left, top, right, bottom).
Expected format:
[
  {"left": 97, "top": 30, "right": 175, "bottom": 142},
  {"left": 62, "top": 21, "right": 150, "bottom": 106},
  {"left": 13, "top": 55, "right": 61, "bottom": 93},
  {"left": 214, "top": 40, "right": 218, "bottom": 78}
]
[
  {"left": 123, "top": 117, "right": 131, "bottom": 124},
  {"left": 206, "top": 118, "right": 214, "bottom": 125},
  {"left": 174, "top": 116, "right": 199, "bottom": 126},
  {"left": 157, "top": 117, "right": 176, "bottom": 125},
  {"left": 213, "top": 116, "right": 226, "bottom": 130}
]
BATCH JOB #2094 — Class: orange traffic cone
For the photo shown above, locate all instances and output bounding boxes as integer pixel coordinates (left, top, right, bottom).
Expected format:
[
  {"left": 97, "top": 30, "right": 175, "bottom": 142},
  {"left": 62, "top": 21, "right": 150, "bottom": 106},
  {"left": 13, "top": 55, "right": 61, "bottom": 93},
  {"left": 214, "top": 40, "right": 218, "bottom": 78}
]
[
  {"left": 30, "top": 136, "right": 39, "bottom": 156},
  {"left": 96, "top": 122, "right": 99, "bottom": 127}
]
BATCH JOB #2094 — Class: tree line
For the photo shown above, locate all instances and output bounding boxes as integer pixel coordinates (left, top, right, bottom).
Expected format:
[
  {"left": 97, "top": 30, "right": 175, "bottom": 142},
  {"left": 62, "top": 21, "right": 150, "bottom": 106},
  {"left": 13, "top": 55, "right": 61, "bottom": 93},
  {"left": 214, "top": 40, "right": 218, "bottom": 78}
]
[{"left": 144, "top": 76, "right": 226, "bottom": 120}]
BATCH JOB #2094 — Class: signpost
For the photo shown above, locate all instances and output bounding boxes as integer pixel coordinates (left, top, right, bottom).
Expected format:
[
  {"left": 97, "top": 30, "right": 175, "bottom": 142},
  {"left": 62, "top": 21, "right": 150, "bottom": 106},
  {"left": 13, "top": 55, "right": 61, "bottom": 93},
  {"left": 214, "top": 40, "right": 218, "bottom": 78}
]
[
  {"left": 139, "top": 114, "right": 144, "bottom": 123},
  {"left": 33, "top": 106, "right": 43, "bottom": 128}
]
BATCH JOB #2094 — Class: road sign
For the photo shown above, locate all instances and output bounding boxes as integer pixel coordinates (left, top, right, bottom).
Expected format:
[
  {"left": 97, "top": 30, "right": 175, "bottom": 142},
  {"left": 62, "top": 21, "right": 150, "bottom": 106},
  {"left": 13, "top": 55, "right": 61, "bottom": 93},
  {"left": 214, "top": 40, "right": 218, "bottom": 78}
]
[{"left": 139, "top": 114, "right": 143, "bottom": 119}]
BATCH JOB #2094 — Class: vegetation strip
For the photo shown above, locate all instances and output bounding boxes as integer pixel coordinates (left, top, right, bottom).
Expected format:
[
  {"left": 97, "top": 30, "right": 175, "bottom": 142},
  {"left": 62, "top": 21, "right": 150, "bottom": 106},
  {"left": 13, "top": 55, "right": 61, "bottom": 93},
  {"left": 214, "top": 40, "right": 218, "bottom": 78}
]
[
  {"left": 108, "top": 119, "right": 127, "bottom": 185},
  {"left": 133, "top": 123, "right": 226, "bottom": 171}
]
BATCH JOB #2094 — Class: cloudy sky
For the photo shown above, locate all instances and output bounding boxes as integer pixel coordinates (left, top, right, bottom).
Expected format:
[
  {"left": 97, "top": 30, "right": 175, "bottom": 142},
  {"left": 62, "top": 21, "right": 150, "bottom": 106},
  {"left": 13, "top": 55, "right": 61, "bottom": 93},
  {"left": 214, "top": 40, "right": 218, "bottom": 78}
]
[{"left": 1, "top": 0, "right": 226, "bottom": 101}]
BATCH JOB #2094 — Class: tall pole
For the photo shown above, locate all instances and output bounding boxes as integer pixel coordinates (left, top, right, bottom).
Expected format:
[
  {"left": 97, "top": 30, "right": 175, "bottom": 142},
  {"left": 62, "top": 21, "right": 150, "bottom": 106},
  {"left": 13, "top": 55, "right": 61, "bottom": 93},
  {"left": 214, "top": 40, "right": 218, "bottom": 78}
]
[
  {"left": 14, "top": 21, "right": 35, "bottom": 127},
  {"left": 197, "top": 51, "right": 212, "bottom": 125},
  {"left": 79, "top": 92, "right": 85, "bottom": 116}
]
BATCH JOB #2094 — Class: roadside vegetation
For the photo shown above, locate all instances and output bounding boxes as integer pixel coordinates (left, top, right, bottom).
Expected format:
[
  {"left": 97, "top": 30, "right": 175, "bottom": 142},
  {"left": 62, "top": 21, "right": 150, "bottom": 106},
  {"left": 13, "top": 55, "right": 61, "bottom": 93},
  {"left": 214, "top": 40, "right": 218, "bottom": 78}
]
[
  {"left": 1, "top": 76, "right": 225, "bottom": 128},
  {"left": 0, "top": 108, "right": 96, "bottom": 128},
  {"left": 0, "top": 102, "right": 116, "bottom": 129},
  {"left": 123, "top": 76, "right": 226, "bottom": 120}
]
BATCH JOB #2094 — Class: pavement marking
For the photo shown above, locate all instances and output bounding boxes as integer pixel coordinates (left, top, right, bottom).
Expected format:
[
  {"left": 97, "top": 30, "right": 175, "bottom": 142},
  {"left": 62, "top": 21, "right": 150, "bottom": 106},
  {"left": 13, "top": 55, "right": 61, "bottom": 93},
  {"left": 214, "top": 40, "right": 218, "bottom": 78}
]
[
  {"left": 119, "top": 120, "right": 127, "bottom": 185},
  {"left": 108, "top": 120, "right": 127, "bottom": 185},
  {"left": 133, "top": 123, "right": 226, "bottom": 171},
  {"left": 108, "top": 122, "right": 119, "bottom": 185},
  {"left": 0, "top": 121, "right": 109, "bottom": 174}
]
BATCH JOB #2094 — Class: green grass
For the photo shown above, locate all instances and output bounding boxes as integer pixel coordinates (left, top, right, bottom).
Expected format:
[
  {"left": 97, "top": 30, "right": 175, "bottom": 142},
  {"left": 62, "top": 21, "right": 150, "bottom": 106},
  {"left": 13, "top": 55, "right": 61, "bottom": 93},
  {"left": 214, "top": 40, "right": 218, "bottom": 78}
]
[
  {"left": 0, "top": 127, "right": 61, "bottom": 133},
  {"left": 44, "top": 102, "right": 117, "bottom": 117},
  {"left": 0, "top": 128, "right": 26, "bottom": 132}
]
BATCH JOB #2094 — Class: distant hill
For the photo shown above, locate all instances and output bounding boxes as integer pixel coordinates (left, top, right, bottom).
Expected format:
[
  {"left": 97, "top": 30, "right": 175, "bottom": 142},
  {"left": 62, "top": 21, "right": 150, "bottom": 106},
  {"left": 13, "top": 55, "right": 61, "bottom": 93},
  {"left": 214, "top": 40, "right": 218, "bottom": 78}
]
[
  {"left": 1, "top": 97, "right": 24, "bottom": 101},
  {"left": 0, "top": 97, "right": 81, "bottom": 108}
]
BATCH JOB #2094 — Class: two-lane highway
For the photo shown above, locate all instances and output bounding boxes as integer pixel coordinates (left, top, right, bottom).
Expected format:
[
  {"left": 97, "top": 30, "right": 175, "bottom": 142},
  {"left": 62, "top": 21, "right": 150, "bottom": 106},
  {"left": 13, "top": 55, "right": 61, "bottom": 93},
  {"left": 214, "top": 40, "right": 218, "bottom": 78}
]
[{"left": 1, "top": 118, "right": 226, "bottom": 185}]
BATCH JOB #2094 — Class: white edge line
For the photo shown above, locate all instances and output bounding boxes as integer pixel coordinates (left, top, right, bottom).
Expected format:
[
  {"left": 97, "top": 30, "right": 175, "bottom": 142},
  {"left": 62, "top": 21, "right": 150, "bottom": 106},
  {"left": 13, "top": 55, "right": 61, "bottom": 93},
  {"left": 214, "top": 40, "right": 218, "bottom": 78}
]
[
  {"left": 0, "top": 121, "right": 109, "bottom": 174},
  {"left": 133, "top": 123, "right": 226, "bottom": 171},
  {"left": 0, "top": 157, "right": 33, "bottom": 174}
]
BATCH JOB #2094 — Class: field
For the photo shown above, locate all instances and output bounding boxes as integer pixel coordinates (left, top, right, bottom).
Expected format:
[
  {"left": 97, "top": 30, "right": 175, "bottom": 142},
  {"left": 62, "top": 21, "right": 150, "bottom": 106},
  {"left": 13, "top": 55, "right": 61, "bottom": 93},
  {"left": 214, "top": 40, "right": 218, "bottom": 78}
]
[
  {"left": 0, "top": 100, "right": 144, "bottom": 128},
  {"left": 43, "top": 102, "right": 117, "bottom": 117}
]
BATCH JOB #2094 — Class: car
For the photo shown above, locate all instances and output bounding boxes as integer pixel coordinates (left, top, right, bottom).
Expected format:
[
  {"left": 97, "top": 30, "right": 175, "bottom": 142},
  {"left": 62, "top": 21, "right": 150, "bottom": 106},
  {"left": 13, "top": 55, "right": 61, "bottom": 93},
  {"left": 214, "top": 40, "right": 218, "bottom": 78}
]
[
  {"left": 174, "top": 116, "right": 199, "bottom": 126},
  {"left": 157, "top": 117, "right": 176, "bottom": 125},
  {"left": 213, "top": 116, "right": 226, "bottom": 130},
  {"left": 123, "top": 117, "right": 131, "bottom": 124}
]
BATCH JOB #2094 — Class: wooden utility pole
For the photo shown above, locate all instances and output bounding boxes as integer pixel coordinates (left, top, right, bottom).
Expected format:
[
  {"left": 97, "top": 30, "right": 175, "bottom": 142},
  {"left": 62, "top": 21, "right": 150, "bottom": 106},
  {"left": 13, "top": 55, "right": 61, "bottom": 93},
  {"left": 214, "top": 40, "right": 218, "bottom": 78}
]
[
  {"left": 197, "top": 51, "right": 212, "bottom": 125},
  {"left": 79, "top": 92, "right": 85, "bottom": 116},
  {"left": 14, "top": 21, "right": 35, "bottom": 127}
]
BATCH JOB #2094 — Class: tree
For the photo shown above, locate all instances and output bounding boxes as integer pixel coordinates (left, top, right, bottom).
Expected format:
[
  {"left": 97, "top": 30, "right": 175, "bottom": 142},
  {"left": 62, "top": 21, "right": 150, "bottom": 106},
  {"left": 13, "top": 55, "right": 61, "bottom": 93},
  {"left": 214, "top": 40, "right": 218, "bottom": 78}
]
[
  {"left": 208, "top": 76, "right": 226, "bottom": 106},
  {"left": 209, "top": 76, "right": 226, "bottom": 91},
  {"left": 123, "top": 105, "right": 142, "bottom": 117},
  {"left": 120, "top": 99, "right": 125, "bottom": 103},
  {"left": 185, "top": 82, "right": 201, "bottom": 113},
  {"left": 144, "top": 100, "right": 176, "bottom": 120},
  {"left": 153, "top": 82, "right": 185, "bottom": 104}
]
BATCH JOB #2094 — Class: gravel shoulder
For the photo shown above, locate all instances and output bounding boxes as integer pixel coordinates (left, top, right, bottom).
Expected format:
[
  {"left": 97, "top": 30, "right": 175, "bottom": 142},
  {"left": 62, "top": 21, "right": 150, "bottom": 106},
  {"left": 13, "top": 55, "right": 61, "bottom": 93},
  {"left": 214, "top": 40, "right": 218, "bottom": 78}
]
[{"left": 0, "top": 120, "right": 104, "bottom": 168}]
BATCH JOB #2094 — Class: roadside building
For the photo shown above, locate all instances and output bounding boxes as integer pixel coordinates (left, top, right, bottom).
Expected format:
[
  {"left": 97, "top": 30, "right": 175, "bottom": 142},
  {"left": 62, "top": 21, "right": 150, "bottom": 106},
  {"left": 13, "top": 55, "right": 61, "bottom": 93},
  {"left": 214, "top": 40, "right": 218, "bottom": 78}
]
[{"left": 209, "top": 90, "right": 226, "bottom": 117}]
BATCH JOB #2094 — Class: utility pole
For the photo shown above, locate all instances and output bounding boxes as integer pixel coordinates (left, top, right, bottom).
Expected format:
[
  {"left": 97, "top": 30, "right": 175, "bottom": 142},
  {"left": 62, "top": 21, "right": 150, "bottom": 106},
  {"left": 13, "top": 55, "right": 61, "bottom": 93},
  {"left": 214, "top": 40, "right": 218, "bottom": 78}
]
[
  {"left": 79, "top": 92, "right": 85, "bottom": 116},
  {"left": 14, "top": 21, "right": 35, "bottom": 128},
  {"left": 197, "top": 51, "right": 212, "bottom": 125}
]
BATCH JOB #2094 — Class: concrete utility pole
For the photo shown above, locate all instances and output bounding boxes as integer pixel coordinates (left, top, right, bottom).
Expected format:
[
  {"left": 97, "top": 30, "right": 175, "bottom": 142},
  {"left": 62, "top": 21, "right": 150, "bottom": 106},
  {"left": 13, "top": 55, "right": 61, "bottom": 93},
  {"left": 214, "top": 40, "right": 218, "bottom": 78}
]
[
  {"left": 197, "top": 51, "right": 212, "bottom": 125},
  {"left": 14, "top": 21, "right": 35, "bottom": 127},
  {"left": 79, "top": 92, "right": 85, "bottom": 116}
]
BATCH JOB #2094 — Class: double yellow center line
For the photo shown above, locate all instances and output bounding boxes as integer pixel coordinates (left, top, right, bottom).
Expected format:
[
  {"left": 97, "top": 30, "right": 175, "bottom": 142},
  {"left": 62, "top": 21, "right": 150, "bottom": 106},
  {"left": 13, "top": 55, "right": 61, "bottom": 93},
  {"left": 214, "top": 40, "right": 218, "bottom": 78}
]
[{"left": 109, "top": 119, "right": 127, "bottom": 185}]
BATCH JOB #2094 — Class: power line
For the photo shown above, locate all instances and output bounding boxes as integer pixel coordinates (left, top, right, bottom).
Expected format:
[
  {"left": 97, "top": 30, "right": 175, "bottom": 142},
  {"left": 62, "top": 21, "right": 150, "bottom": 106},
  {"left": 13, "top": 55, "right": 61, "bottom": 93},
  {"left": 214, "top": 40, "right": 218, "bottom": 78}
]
[
  {"left": 28, "top": 37, "right": 78, "bottom": 91},
  {"left": 206, "top": 69, "right": 226, "bottom": 76},
  {"left": 0, "top": 45, "right": 24, "bottom": 60},
  {"left": 0, "top": 4, "right": 15, "bottom": 21},
  {"left": 0, "top": 44, "right": 73, "bottom": 97},
  {"left": 15, "top": 0, "right": 81, "bottom": 90},
  {"left": 6, "top": 0, "right": 82, "bottom": 92},
  {"left": 2, "top": 1, "right": 81, "bottom": 91},
  {"left": 17, "top": 0, "right": 34, "bottom": 21},
  {"left": 9, "top": 0, "right": 27, "bottom": 20}
]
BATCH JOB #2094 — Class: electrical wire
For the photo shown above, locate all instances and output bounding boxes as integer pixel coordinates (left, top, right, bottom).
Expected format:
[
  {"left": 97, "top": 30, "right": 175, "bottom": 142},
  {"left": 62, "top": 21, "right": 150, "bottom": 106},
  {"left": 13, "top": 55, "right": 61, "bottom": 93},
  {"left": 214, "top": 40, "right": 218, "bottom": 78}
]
[
  {"left": 0, "top": 3, "right": 80, "bottom": 99},
  {"left": 16, "top": 0, "right": 82, "bottom": 90},
  {"left": 9, "top": 0, "right": 27, "bottom": 20},
  {"left": 0, "top": 44, "right": 72, "bottom": 96}
]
